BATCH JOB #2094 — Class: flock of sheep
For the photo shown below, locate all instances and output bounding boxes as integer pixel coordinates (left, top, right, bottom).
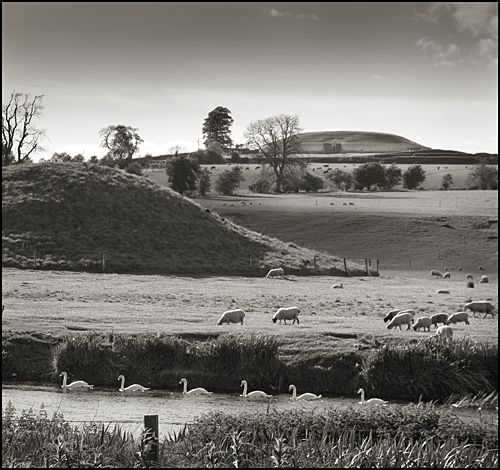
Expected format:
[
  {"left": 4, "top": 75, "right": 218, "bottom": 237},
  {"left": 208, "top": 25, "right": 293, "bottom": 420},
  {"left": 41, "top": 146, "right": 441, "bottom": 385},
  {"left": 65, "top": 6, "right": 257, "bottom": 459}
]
[{"left": 216, "top": 267, "right": 496, "bottom": 342}]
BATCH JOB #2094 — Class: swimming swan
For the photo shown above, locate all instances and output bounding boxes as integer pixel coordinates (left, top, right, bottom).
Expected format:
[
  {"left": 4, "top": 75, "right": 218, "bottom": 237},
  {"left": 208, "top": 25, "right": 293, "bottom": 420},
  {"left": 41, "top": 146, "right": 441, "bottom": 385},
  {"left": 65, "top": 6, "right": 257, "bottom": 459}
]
[
  {"left": 240, "top": 380, "right": 272, "bottom": 400},
  {"left": 118, "top": 375, "right": 150, "bottom": 392},
  {"left": 358, "top": 388, "right": 388, "bottom": 405},
  {"left": 60, "top": 371, "right": 93, "bottom": 390},
  {"left": 289, "top": 384, "right": 322, "bottom": 400},
  {"left": 179, "top": 378, "right": 212, "bottom": 396}
]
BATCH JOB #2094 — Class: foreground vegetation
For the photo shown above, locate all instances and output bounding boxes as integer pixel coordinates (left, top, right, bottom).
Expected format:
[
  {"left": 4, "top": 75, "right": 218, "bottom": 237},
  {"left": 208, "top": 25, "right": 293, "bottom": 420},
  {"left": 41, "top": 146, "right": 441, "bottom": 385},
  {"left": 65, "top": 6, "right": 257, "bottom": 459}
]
[{"left": 2, "top": 402, "right": 497, "bottom": 468}]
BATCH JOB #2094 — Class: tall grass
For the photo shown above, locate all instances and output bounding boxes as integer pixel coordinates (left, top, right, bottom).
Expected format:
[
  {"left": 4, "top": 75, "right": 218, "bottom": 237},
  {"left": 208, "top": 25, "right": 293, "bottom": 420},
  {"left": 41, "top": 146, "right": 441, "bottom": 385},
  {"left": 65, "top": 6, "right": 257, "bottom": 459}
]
[
  {"left": 53, "top": 332, "right": 282, "bottom": 391},
  {"left": 361, "top": 337, "right": 498, "bottom": 401},
  {"left": 3, "top": 403, "right": 497, "bottom": 468}
]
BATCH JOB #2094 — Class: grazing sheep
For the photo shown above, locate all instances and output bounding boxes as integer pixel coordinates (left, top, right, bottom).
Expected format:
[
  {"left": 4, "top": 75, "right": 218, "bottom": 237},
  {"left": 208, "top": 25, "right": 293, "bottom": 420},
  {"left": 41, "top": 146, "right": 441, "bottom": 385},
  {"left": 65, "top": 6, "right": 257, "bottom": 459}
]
[
  {"left": 211, "top": 166, "right": 216, "bottom": 169},
  {"left": 383, "top": 309, "right": 402, "bottom": 323},
  {"left": 447, "top": 311, "right": 470, "bottom": 326},
  {"left": 443, "top": 272, "right": 451, "bottom": 279},
  {"left": 430, "top": 270, "right": 443, "bottom": 278},
  {"left": 466, "top": 274, "right": 474, "bottom": 280},
  {"left": 430, "top": 313, "right": 449, "bottom": 328},
  {"left": 245, "top": 167, "right": 250, "bottom": 170},
  {"left": 332, "top": 283, "right": 343, "bottom": 289},
  {"left": 329, "top": 202, "right": 334, "bottom": 206},
  {"left": 348, "top": 202, "right": 354, "bottom": 206},
  {"left": 255, "top": 166, "right": 260, "bottom": 170},
  {"left": 479, "top": 275, "right": 489, "bottom": 283},
  {"left": 434, "top": 325, "right": 453, "bottom": 339},
  {"left": 266, "top": 268, "right": 284, "bottom": 279},
  {"left": 464, "top": 301, "right": 495, "bottom": 319},
  {"left": 272, "top": 307, "right": 300, "bottom": 325},
  {"left": 457, "top": 267, "right": 462, "bottom": 271},
  {"left": 436, "top": 289, "right": 450, "bottom": 294},
  {"left": 467, "top": 281, "right": 474, "bottom": 288},
  {"left": 413, "top": 316, "right": 432, "bottom": 332},
  {"left": 343, "top": 203, "right": 347, "bottom": 206},
  {"left": 387, "top": 312, "right": 413, "bottom": 331},
  {"left": 479, "top": 266, "right": 484, "bottom": 271},
  {"left": 217, "top": 309, "right": 245, "bottom": 325}
]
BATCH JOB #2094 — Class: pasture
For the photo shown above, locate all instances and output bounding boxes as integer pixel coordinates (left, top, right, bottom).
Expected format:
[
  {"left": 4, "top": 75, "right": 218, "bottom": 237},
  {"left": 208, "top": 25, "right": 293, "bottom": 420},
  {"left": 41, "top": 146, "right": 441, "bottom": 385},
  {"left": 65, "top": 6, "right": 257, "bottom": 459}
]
[
  {"left": 145, "top": 163, "right": 497, "bottom": 192},
  {"left": 3, "top": 267, "right": 497, "bottom": 360}
]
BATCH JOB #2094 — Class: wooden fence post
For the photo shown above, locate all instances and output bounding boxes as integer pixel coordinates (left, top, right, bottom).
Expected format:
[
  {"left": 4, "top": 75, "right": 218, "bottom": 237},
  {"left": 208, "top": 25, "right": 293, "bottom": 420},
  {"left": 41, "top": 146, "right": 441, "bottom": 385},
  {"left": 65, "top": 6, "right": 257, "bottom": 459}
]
[
  {"left": 365, "top": 258, "right": 369, "bottom": 275},
  {"left": 343, "top": 258, "right": 348, "bottom": 275},
  {"left": 33, "top": 248, "right": 37, "bottom": 268},
  {"left": 376, "top": 259, "right": 379, "bottom": 274},
  {"left": 102, "top": 253, "right": 106, "bottom": 272},
  {"left": 143, "top": 415, "right": 159, "bottom": 463},
  {"left": 250, "top": 255, "right": 254, "bottom": 271},
  {"left": 313, "top": 256, "right": 318, "bottom": 274}
]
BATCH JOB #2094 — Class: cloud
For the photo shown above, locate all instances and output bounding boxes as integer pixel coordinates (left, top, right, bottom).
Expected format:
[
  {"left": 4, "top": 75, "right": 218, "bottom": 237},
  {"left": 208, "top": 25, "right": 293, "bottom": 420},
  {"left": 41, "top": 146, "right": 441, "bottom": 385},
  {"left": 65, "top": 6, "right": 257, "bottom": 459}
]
[
  {"left": 370, "top": 74, "right": 383, "bottom": 80},
  {"left": 414, "top": 3, "right": 498, "bottom": 67},
  {"left": 261, "top": 7, "right": 319, "bottom": 21},
  {"left": 415, "top": 37, "right": 462, "bottom": 66}
]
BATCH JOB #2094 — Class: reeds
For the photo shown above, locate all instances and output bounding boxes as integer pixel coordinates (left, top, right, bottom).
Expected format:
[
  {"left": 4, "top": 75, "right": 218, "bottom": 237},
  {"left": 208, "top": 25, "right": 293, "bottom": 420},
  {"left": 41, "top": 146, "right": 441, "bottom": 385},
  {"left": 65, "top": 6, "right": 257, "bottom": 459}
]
[
  {"left": 361, "top": 337, "right": 498, "bottom": 401},
  {"left": 4, "top": 402, "right": 496, "bottom": 468}
]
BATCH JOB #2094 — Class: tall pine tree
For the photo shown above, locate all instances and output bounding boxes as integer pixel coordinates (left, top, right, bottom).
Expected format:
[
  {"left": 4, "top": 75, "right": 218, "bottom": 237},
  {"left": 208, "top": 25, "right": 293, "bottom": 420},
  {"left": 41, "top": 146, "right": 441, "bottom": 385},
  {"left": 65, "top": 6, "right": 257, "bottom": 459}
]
[{"left": 202, "top": 106, "right": 234, "bottom": 149}]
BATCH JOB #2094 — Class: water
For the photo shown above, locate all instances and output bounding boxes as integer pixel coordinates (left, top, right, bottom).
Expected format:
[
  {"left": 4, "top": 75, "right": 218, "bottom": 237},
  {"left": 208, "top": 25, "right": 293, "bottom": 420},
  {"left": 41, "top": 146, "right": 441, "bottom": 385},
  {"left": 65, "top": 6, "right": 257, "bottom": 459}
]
[{"left": 2, "top": 383, "right": 495, "bottom": 438}]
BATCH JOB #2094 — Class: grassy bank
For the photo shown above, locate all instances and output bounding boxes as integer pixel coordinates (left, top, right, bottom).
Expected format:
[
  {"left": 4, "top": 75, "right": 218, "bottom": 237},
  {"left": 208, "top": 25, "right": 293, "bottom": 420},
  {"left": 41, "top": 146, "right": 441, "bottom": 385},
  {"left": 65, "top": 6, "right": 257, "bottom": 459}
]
[
  {"left": 2, "top": 163, "right": 365, "bottom": 276},
  {"left": 3, "top": 332, "right": 497, "bottom": 401},
  {"left": 2, "top": 402, "right": 497, "bottom": 468}
]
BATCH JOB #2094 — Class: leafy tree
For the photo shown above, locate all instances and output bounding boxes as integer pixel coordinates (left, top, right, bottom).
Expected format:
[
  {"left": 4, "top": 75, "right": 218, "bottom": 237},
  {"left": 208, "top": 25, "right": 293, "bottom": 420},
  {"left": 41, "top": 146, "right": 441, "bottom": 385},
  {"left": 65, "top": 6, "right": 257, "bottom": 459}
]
[
  {"left": 166, "top": 155, "right": 200, "bottom": 194},
  {"left": 198, "top": 168, "right": 211, "bottom": 196},
  {"left": 383, "top": 164, "right": 403, "bottom": 189},
  {"left": 99, "top": 124, "right": 143, "bottom": 161},
  {"left": 89, "top": 155, "right": 99, "bottom": 164},
  {"left": 215, "top": 166, "right": 244, "bottom": 195},
  {"left": 441, "top": 173, "right": 454, "bottom": 190},
  {"left": 467, "top": 161, "right": 498, "bottom": 190},
  {"left": 249, "top": 175, "right": 273, "bottom": 193},
  {"left": 2, "top": 90, "right": 46, "bottom": 164},
  {"left": 190, "top": 149, "right": 225, "bottom": 165},
  {"left": 245, "top": 114, "right": 302, "bottom": 192},
  {"left": 72, "top": 154, "right": 85, "bottom": 162},
  {"left": 125, "top": 161, "right": 143, "bottom": 176},
  {"left": 327, "top": 168, "right": 353, "bottom": 191},
  {"left": 301, "top": 172, "right": 324, "bottom": 192},
  {"left": 202, "top": 106, "right": 234, "bottom": 148},
  {"left": 50, "top": 152, "right": 72, "bottom": 162},
  {"left": 353, "top": 162, "right": 386, "bottom": 190},
  {"left": 403, "top": 164, "right": 426, "bottom": 189}
]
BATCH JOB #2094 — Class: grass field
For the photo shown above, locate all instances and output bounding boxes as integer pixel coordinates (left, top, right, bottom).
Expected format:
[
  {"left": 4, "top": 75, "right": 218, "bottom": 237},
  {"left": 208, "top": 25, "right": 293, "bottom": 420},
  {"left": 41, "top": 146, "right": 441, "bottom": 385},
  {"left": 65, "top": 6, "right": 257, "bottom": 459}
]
[{"left": 3, "top": 267, "right": 497, "bottom": 357}]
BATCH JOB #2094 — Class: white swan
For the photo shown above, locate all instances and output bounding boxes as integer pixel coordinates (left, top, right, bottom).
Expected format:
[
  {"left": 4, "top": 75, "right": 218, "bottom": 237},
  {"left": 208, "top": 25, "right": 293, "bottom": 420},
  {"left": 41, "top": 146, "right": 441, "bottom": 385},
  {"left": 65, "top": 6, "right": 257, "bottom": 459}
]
[
  {"left": 289, "top": 384, "right": 322, "bottom": 401},
  {"left": 358, "top": 388, "right": 388, "bottom": 405},
  {"left": 60, "top": 371, "right": 93, "bottom": 391},
  {"left": 117, "top": 375, "right": 150, "bottom": 392},
  {"left": 240, "top": 380, "right": 272, "bottom": 400},
  {"left": 179, "top": 378, "right": 212, "bottom": 396}
]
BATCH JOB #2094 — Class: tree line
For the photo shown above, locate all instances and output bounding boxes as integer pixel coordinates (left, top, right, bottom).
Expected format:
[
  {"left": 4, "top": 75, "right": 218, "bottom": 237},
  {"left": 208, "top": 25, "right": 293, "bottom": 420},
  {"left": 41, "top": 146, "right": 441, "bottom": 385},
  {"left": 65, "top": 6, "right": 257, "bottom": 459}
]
[{"left": 2, "top": 91, "right": 498, "bottom": 192}]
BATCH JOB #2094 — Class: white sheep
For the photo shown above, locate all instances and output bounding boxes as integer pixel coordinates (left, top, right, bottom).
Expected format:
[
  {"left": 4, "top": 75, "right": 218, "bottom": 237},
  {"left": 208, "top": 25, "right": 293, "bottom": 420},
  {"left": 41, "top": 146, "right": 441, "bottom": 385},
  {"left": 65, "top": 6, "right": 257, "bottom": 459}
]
[
  {"left": 466, "top": 274, "right": 474, "bottom": 280},
  {"left": 217, "top": 309, "right": 245, "bottom": 325},
  {"left": 387, "top": 312, "right": 413, "bottom": 331},
  {"left": 332, "top": 283, "right": 344, "bottom": 289},
  {"left": 272, "top": 307, "right": 300, "bottom": 325},
  {"left": 434, "top": 325, "right": 453, "bottom": 339},
  {"left": 443, "top": 272, "right": 451, "bottom": 279},
  {"left": 413, "top": 316, "right": 432, "bottom": 332},
  {"left": 463, "top": 301, "right": 495, "bottom": 319},
  {"left": 430, "top": 313, "right": 449, "bottom": 328},
  {"left": 266, "top": 268, "right": 284, "bottom": 279},
  {"left": 430, "top": 270, "right": 443, "bottom": 278},
  {"left": 479, "top": 275, "right": 489, "bottom": 283},
  {"left": 447, "top": 311, "right": 470, "bottom": 326}
]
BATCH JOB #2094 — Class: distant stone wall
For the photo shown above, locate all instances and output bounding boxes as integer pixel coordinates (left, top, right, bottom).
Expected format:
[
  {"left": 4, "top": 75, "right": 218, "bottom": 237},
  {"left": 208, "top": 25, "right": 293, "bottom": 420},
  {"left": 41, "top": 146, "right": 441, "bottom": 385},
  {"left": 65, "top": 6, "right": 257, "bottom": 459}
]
[{"left": 299, "top": 140, "right": 424, "bottom": 154}]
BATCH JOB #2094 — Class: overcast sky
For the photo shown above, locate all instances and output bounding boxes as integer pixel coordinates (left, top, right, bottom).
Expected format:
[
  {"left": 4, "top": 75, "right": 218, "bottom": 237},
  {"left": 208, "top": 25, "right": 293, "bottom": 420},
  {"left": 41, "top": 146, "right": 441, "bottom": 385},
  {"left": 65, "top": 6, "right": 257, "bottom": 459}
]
[{"left": 2, "top": 2, "right": 498, "bottom": 159}]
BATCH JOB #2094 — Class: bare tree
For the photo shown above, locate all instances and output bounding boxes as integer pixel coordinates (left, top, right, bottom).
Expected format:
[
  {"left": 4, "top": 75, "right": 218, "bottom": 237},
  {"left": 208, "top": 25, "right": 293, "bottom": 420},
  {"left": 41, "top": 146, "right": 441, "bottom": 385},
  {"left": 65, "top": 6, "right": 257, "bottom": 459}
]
[
  {"left": 244, "top": 114, "right": 302, "bottom": 192},
  {"left": 2, "top": 91, "right": 45, "bottom": 165}
]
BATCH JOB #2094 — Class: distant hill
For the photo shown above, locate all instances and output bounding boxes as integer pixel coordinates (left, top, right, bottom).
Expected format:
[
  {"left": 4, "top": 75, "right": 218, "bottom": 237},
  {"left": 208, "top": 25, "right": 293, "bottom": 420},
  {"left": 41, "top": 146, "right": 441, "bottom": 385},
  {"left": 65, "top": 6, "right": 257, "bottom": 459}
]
[
  {"left": 297, "top": 130, "right": 429, "bottom": 154},
  {"left": 2, "top": 163, "right": 365, "bottom": 276}
]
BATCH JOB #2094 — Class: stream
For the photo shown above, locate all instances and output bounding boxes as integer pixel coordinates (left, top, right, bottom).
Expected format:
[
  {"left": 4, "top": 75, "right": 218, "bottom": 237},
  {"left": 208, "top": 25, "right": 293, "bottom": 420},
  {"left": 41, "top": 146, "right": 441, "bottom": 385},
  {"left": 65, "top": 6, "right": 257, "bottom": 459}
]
[{"left": 2, "top": 383, "right": 496, "bottom": 439}]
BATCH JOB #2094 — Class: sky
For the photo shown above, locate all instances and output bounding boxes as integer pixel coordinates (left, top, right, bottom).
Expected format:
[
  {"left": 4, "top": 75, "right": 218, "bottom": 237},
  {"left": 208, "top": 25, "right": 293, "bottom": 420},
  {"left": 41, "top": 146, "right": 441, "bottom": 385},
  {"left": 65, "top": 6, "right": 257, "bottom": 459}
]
[{"left": 2, "top": 2, "right": 498, "bottom": 160}]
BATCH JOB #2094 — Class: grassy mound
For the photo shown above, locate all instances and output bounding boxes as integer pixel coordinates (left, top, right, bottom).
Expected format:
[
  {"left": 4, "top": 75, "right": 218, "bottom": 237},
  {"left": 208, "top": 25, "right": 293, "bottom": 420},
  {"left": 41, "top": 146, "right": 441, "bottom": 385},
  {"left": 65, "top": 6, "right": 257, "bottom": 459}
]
[{"left": 2, "top": 163, "right": 365, "bottom": 275}]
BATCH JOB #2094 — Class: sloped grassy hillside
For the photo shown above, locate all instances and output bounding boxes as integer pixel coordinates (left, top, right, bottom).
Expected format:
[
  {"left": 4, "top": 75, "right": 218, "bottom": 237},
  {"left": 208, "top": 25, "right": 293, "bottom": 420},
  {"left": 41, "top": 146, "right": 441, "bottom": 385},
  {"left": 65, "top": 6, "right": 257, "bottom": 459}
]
[{"left": 2, "top": 163, "right": 365, "bottom": 276}]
